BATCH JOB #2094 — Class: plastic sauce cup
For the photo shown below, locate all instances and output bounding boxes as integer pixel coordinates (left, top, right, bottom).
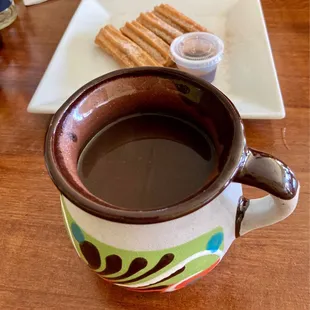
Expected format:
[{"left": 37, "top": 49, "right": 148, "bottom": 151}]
[{"left": 170, "top": 32, "right": 224, "bottom": 83}]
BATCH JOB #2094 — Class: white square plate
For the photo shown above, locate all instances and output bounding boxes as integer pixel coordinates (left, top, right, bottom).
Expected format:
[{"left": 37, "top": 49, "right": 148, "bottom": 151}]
[{"left": 27, "top": 0, "right": 285, "bottom": 119}]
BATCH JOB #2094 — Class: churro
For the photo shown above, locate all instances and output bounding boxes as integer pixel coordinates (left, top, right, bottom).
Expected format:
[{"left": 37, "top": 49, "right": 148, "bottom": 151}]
[
  {"left": 95, "top": 25, "right": 161, "bottom": 68},
  {"left": 153, "top": 4, "right": 208, "bottom": 33},
  {"left": 137, "top": 12, "right": 183, "bottom": 44},
  {"left": 121, "top": 21, "right": 173, "bottom": 66}
]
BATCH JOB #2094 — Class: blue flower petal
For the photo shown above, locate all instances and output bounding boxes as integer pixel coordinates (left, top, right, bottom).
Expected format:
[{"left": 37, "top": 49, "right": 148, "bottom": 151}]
[
  {"left": 206, "top": 232, "right": 223, "bottom": 252},
  {"left": 71, "top": 222, "right": 84, "bottom": 243}
]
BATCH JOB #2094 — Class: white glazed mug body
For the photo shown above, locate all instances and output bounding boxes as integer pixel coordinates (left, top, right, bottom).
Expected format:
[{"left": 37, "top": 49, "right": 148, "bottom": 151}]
[{"left": 61, "top": 183, "right": 242, "bottom": 292}]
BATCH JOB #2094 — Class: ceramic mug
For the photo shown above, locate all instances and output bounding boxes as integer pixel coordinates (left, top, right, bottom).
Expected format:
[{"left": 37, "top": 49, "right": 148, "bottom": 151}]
[{"left": 45, "top": 67, "right": 299, "bottom": 293}]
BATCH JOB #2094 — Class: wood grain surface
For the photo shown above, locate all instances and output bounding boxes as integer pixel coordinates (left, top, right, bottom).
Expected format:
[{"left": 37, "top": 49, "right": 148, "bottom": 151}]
[{"left": 0, "top": 0, "right": 309, "bottom": 309}]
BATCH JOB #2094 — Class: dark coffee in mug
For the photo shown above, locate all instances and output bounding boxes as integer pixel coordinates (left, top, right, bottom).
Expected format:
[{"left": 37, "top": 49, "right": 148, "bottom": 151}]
[{"left": 77, "top": 113, "right": 218, "bottom": 211}]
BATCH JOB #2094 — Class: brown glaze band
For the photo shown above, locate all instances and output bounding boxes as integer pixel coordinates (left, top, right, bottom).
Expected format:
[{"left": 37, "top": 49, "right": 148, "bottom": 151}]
[
  {"left": 45, "top": 67, "right": 245, "bottom": 224},
  {"left": 44, "top": 67, "right": 298, "bottom": 224}
]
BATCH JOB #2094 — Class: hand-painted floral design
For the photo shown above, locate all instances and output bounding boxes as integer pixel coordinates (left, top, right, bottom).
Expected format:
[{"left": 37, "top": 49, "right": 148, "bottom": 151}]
[{"left": 61, "top": 197, "right": 224, "bottom": 292}]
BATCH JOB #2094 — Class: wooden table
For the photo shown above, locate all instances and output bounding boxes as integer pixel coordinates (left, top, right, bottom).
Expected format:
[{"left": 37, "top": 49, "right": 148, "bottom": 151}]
[{"left": 0, "top": 1, "right": 308, "bottom": 309}]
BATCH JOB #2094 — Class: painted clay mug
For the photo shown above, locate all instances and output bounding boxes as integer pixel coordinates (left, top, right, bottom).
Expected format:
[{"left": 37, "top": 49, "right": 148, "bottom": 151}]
[{"left": 45, "top": 67, "right": 299, "bottom": 293}]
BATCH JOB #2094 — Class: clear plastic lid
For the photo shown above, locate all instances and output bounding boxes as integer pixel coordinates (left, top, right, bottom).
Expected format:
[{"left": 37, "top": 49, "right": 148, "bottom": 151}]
[{"left": 170, "top": 32, "right": 224, "bottom": 70}]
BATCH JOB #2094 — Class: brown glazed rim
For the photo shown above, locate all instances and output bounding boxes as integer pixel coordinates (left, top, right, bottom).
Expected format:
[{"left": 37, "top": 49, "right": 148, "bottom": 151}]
[{"left": 45, "top": 67, "right": 245, "bottom": 224}]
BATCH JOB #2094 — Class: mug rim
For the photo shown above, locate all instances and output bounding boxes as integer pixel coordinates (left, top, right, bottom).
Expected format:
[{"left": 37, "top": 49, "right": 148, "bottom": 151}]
[{"left": 45, "top": 67, "right": 245, "bottom": 224}]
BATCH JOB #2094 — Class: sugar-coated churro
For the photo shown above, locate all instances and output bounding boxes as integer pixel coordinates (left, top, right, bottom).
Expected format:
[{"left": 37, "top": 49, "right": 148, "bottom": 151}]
[
  {"left": 153, "top": 4, "right": 208, "bottom": 33},
  {"left": 121, "top": 21, "right": 173, "bottom": 66},
  {"left": 137, "top": 12, "right": 183, "bottom": 44},
  {"left": 95, "top": 25, "right": 161, "bottom": 68}
]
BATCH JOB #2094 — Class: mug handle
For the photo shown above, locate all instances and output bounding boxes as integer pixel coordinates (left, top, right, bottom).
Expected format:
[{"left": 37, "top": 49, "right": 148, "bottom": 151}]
[{"left": 233, "top": 148, "right": 300, "bottom": 237}]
